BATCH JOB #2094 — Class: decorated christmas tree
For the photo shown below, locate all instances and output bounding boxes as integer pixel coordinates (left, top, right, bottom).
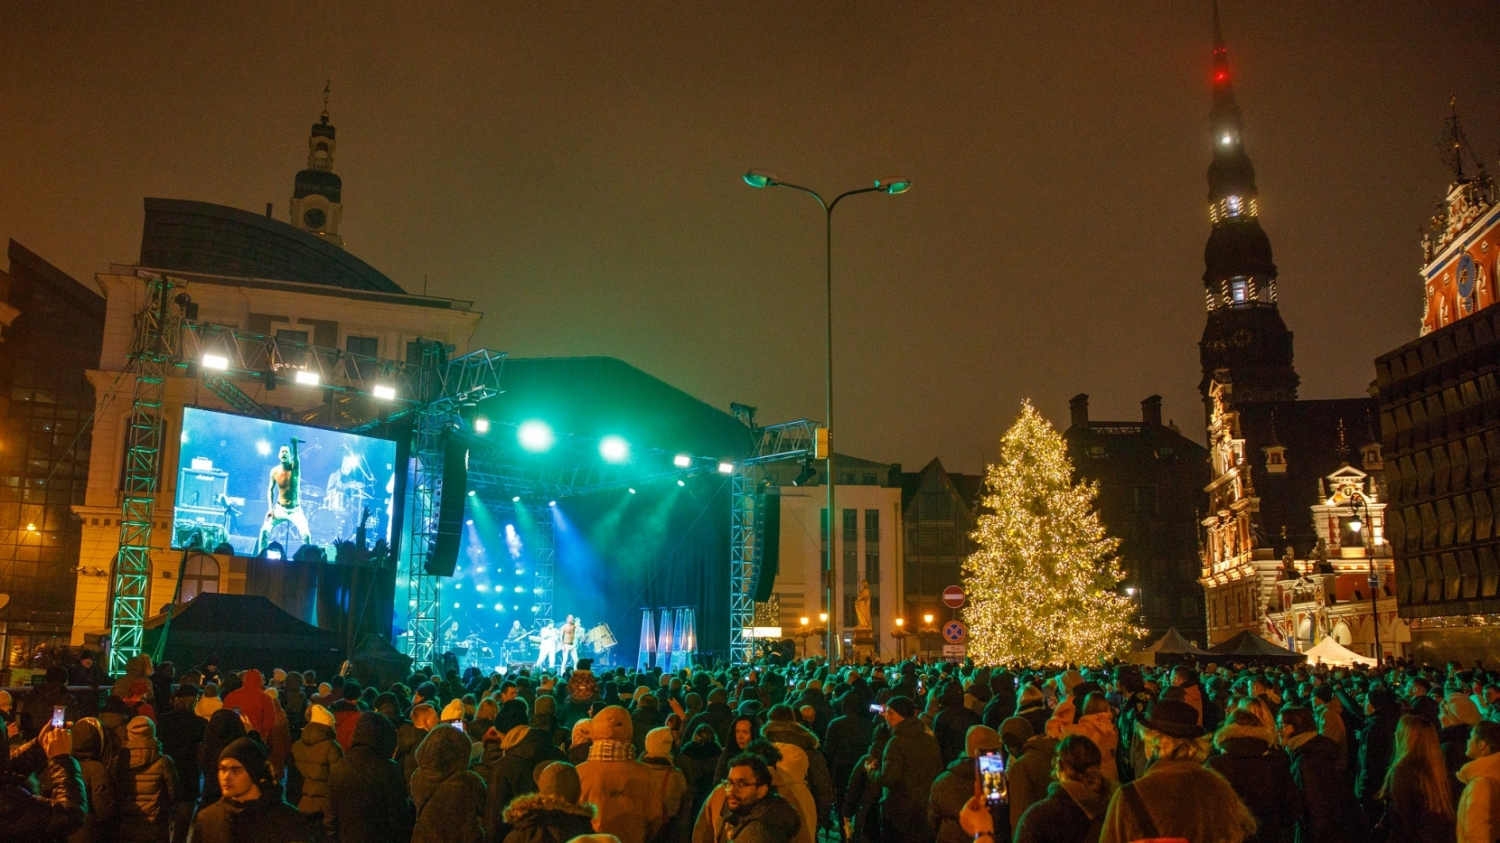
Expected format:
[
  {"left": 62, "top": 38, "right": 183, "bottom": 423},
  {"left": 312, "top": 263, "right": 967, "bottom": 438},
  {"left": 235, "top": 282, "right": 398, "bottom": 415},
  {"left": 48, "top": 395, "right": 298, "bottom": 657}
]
[{"left": 962, "top": 400, "right": 1141, "bottom": 665}]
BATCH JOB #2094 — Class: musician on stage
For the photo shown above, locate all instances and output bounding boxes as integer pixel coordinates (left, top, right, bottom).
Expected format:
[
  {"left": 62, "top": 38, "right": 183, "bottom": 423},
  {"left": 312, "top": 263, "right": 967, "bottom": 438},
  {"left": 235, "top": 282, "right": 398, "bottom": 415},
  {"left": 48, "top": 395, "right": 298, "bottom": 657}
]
[
  {"left": 256, "top": 438, "right": 311, "bottom": 553},
  {"left": 503, "top": 620, "right": 527, "bottom": 661},
  {"left": 535, "top": 619, "right": 560, "bottom": 670},
  {"left": 560, "top": 615, "right": 580, "bottom": 671}
]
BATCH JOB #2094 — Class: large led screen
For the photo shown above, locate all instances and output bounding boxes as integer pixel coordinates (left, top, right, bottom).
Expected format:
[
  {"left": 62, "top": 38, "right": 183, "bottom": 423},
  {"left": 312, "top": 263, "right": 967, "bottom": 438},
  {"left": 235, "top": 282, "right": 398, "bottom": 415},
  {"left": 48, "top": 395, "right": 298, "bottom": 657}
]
[{"left": 175, "top": 407, "right": 403, "bottom": 556}]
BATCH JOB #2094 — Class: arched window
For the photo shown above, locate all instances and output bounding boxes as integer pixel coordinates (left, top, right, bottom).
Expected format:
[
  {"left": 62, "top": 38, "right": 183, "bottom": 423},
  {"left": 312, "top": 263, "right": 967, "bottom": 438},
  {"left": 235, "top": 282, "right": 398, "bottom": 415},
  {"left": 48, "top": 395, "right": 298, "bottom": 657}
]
[{"left": 181, "top": 553, "right": 220, "bottom": 602}]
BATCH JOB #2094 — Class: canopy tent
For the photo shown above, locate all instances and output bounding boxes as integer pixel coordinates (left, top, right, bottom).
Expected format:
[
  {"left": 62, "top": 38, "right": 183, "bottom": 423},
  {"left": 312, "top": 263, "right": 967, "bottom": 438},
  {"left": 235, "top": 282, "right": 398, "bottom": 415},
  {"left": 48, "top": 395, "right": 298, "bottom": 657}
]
[
  {"left": 142, "top": 593, "right": 343, "bottom": 676},
  {"left": 1125, "top": 627, "right": 1212, "bottom": 665},
  {"left": 1208, "top": 629, "right": 1307, "bottom": 665},
  {"left": 1303, "top": 636, "right": 1377, "bottom": 667},
  {"left": 347, "top": 633, "right": 413, "bottom": 691}
]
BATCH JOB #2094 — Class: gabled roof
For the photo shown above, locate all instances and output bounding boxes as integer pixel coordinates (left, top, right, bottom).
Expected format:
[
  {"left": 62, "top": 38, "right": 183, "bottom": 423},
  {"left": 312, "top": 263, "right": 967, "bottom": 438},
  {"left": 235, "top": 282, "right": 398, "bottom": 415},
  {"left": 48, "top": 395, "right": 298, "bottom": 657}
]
[
  {"left": 1208, "top": 629, "right": 1306, "bottom": 663},
  {"left": 139, "top": 198, "right": 404, "bottom": 294},
  {"left": 901, "top": 457, "right": 984, "bottom": 513},
  {"left": 1233, "top": 398, "right": 1380, "bottom": 556},
  {"left": 5, "top": 239, "right": 105, "bottom": 318}
]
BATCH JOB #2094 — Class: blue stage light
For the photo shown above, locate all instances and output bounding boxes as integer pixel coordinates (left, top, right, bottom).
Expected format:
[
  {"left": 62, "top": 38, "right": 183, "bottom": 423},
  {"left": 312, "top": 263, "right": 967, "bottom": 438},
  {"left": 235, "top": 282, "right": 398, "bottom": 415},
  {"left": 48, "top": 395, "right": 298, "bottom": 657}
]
[{"left": 518, "top": 420, "right": 554, "bottom": 452}]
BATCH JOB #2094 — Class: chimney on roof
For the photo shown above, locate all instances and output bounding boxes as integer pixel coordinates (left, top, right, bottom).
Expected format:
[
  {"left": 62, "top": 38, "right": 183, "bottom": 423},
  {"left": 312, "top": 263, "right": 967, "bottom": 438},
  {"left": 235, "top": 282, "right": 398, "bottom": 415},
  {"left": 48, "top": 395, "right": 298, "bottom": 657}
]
[
  {"left": 1069, "top": 394, "right": 1090, "bottom": 430},
  {"left": 1142, "top": 395, "right": 1163, "bottom": 426},
  {"left": 265, "top": 203, "right": 274, "bottom": 219}
]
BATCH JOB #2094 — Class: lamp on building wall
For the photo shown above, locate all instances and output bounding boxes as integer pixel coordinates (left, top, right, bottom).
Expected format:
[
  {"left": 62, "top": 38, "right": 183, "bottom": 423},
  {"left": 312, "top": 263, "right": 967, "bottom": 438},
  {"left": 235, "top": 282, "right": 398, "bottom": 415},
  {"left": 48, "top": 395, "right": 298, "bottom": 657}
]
[{"left": 1346, "top": 492, "right": 1382, "bottom": 662}]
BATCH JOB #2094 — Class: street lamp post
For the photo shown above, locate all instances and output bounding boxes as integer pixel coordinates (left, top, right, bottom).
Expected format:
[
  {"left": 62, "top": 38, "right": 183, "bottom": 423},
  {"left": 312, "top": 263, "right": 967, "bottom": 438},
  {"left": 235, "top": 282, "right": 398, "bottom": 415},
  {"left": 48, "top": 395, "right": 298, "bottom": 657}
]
[
  {"left": 1347, "top": 495, "right": 1383, "bottom": 663},
  {"left": 743, "top": 171, "right": 911, "bottom": 661}
]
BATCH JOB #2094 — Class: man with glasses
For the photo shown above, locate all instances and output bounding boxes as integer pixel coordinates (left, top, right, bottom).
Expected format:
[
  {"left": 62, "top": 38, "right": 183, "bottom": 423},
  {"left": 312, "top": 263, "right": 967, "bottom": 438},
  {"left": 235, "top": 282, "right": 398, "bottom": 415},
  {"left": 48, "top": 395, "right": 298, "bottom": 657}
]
[
  {"left": 718, "top": 754, "right": 801, "bottom": 843},
  {"left": 1278, "top": 705, "right": 1365, "bottom": 843}
]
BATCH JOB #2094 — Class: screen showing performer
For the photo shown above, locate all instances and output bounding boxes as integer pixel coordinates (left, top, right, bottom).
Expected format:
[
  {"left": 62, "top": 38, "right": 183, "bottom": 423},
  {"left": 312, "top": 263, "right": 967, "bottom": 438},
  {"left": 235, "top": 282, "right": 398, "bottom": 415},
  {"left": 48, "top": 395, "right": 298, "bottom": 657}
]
[{"left": 175, "top": 407, "right": 401, "bottom": 555}]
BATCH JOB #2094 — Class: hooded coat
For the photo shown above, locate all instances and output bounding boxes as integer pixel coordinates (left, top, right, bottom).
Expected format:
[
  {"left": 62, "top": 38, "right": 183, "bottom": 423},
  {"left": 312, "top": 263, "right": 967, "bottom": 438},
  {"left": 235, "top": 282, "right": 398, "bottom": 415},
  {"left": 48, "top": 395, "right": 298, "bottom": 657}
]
[
  {"left": 326, "top": 712, "right": 415, "bottom": 843},
  {"left": 288, "top": 720, "right": 343, "bottom": 815},
  {"left": 577, "top": 706, "right": 666, "bottom": 843},
  {"left": 1457, "top": 750, "right": 1500, "bottom": 843},
  {"left": 410, "top": 723, "right": 486, "bottom": 843},
  {"left": 1014, "top": 780, "right": 1110, "bottom": 843},
  {"left": 222, "top": 670, "right": 279, "bottom": 740},
  {"left": 770, "top": 743, "right": 817, "bottom": 843},
  {"left": 116, "top": 716, "right": 178, "bottom": 843},
  {"left": 1206, "top": 722, "right": 1301, "bottom": 843},
  {"left": 932, "top": 694, "right": 983, "bottom": 767},
  {"left": 927, "top": 755, "right": 982, "bottom": 843},
  {"left": 760, "top": 720, "right": 834, "bottom": 830},
  {"left": 678, "top": 731, "right": 723, "bottom": 819},
  {"left": 484, "top": 724, "right": 567, "bottom": 842},
  {"left": 1006, "top": 734, "right": 1058, "bottom": 834},
  {"left": 66, "top": 718, "right": 118, "bottom": 843},
  {"left": 1286, "top": 731, "right": 1366, "bottom": 843},
  {"left": 682, "top": 700, "right": 735, "bottom": 749},
  {"left": 1098, "top": 759, "right": 1256, "bottom": 843},
  {"left": 868, "top": 716, "right": 943, "bottom": 843},
  {"left": 502, "top": 792, "right": 597, "bottom": 843}
]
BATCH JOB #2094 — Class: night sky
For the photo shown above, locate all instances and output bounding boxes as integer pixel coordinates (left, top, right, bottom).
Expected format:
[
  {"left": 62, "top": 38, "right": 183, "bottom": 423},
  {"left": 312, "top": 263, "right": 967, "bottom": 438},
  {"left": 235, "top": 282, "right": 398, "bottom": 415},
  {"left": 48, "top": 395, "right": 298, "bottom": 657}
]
[{"left": 4, "top": 3, "right": 1499, "bottom": 473}]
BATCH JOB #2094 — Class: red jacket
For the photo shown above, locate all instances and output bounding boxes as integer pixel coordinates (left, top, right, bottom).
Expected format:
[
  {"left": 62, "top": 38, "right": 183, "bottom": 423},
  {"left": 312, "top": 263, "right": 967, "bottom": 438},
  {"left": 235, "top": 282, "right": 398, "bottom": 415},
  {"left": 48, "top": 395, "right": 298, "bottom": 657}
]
[{"left": 222, "top": 669, "right": 279, "bottom": 738}]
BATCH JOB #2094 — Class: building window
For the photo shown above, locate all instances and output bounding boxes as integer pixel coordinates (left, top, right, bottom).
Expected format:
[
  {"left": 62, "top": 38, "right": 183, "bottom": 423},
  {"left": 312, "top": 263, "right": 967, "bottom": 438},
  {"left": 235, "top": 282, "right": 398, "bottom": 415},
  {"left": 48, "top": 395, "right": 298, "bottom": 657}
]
[
  {"left": 180, "top": 553, "right": 220, "bottom": 602},
  {"left": 1231, "top": 278, "right": 1248, "bottom": 303},
  {"left": 865, "top": 509, "right": 880, "bottom": 586},
  {"left": 1131, "top": 486, "right": 1157, "bottom": 515},
  {"left": 345, "top": 336, "right": 378, "bottom": 357},
  {"left": 862, "top": 473, "right": 877, "bottom": 485}
]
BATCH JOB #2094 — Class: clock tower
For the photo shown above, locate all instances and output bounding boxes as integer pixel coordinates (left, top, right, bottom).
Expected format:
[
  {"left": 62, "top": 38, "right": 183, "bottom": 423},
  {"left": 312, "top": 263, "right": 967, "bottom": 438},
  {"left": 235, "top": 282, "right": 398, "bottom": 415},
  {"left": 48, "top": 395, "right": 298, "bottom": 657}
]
[
  {"left": 1197, "top": 5, "right": 1297, "bottom": 420},
  {"left": 289, "top": 91, "right": 344, "bottom": 247}
]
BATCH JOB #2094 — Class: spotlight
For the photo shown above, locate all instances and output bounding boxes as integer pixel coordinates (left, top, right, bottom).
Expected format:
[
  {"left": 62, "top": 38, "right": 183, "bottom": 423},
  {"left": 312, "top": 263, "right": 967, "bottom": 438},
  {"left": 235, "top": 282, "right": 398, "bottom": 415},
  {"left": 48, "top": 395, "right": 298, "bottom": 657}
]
[
  {"left": 512, "top": 496, "right": 521, "bottom": 502},
  {"left": 548, "top": 500, "right": 557, "bottom": 507},
  {"left": 514, "top": 586, "right": 524, "bottom": 593},
  {"left": 465, "top": 519, "right": 473, "bottom": 526},
  {"left": 517, "top": 420, "right": 553, "bottom": 451},
  {"left": 262, "top": 541, "right": 285, "bottom": 561},
  {"left": 673, "top": 454, "right": 692, "bottom": 468},
  {"left": 494, "top": 604, "right": 503, "bottom": 611},
  {"left": 474, "top": 417, "right": 491, "bottom": 434},
  {"left": 201, "top": 354, "right": 229, "bottom": 371},
  {"left": 792, "top": 460, "right": 818, "bottom": 486},
  {"left": 677, "top": 479, "right": 685, "bottom": 487},
  {"left": 467, "top": 490, "right": 476, "bottom": 497},
  {"left": 628, "top": 488, "right": 636, "bottom": 494},
  {"left": 372, "top": 384, "right": 397, "bottom": 401},
  {"left": 294, "top": 370, "right": 320, "bottom": 386},
  {"left": 717, "top": 461, "right": 735, "bottom": 474},
  {"left": 599, "top": 435, "right": 629, "bottom": 463}
]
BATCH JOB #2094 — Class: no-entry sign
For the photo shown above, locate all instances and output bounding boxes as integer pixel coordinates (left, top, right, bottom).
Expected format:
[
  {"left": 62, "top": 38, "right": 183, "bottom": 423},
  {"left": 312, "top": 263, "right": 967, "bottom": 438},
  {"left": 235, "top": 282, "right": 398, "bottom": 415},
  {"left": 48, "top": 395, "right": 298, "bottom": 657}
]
[{"left": 942, "top": 586, "right": 965, "bottom": 609}]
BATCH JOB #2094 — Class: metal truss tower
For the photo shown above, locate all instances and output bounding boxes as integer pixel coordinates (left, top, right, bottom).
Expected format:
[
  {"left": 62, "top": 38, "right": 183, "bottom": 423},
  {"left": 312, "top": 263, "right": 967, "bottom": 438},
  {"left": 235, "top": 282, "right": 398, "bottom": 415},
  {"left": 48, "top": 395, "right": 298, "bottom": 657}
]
[
  {"left": 729, "top": 419, "right": 820, "bottom": 665},
  {"left": 533, "top": 506, "right": 555, "bottom": 620},
  {"left": 110, "top": 275, "right": 180, "bottom": 674}
]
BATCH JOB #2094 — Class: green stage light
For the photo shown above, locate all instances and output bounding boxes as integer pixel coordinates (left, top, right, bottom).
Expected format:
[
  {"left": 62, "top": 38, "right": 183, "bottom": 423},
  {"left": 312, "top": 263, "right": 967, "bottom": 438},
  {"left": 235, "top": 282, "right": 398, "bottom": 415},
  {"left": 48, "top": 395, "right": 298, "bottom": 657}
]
[
  {"left": 600, "top": 435, "right": 629, "bottom": 463},
  {"left": 518, "top": 420, "right": 554, "bottom": 452}
]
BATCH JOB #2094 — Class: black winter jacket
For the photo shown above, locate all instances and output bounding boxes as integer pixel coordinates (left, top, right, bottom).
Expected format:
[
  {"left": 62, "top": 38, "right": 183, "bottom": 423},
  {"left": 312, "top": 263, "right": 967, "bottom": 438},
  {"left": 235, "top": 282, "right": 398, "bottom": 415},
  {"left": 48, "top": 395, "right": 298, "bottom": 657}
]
[
  {"left": 325, "top": 714, "right": 414, "bottom": 843},
  {"left": 823, "top": 714, "right": 875, "bottom": 790},
  {"left": 157, "top": 707, "right": 205, "bottom": 803},
  {"left": 1013, "top": 780, "right": 1109, "bottom": 843},
  {"left": 1288, "top": 733, "right": 1367, "bottom": 843},
  {"left": 868, "top": 718, "right": 942, "bottom": 843},
  {"left": 927, "top": 756, "right": 981, "bottom": 843},
  {"left": 484, "top": 725, "right": 567, "bottom": 842},
  {"left": 1206, "top": 726, "right": 1301, "bottom": 843},
  {"left": 716, "top": 792, "right": 801, "bottom": 843},
  {"left": 192, "top": 784, "right": 311, "bottom": 843},
  {"left": 0, "top": 757, "right": 87, "bottom": 843},
  {"left": 932, "top": 705, "right": 982, "bottom": 767}
]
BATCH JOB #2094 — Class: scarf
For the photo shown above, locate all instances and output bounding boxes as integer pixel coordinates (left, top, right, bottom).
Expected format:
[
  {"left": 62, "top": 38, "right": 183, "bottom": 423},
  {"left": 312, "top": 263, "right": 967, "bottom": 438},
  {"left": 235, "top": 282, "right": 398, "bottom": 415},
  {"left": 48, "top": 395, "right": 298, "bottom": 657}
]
[{"left": 588, "top": 739, "right": 636, "bottom": 761}]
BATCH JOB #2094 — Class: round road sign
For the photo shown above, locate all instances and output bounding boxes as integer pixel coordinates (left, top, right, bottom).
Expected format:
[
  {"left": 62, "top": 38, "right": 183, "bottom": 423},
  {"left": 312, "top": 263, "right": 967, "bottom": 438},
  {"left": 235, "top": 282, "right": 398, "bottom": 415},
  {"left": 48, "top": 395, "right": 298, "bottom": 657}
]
[
  {"left": 942, "top": 586, "right": 965, "bottom": 609},
  {"left": 942, "top": 620, "right": 967, "bottom": 644}
]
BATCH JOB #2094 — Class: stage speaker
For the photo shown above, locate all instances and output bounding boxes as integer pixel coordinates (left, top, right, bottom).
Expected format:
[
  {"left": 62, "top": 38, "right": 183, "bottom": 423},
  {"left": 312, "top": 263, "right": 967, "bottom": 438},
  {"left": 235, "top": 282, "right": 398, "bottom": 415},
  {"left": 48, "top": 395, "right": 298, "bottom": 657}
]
[{"left": 424, "top": 434, "right": 468, "bottom": 576}]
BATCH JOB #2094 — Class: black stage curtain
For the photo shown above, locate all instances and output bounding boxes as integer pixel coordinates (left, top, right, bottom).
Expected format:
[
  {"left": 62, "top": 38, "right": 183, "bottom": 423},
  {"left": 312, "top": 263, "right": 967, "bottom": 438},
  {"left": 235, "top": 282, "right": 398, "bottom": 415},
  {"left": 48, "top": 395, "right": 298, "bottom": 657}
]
[
  {"left": 556, "top": 478, "right": 730, "bottom": 666},
  {"left": 243, "top": 556, "right": 396, "bottom": 657}
]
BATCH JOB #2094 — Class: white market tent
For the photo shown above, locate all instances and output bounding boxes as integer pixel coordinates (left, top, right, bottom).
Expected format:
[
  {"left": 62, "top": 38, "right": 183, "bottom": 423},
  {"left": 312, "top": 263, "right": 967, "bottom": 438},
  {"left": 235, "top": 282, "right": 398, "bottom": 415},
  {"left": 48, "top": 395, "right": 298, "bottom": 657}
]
[{"left": 1303, "top": 636, "right": 1377, "bottom": 667}]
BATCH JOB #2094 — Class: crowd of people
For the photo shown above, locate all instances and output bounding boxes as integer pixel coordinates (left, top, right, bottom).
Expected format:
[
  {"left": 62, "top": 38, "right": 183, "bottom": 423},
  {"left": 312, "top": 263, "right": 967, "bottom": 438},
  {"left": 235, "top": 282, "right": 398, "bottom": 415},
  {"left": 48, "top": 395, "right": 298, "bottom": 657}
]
[{"left": 2, "top": 648, "right": 1500, "bottom": 843}]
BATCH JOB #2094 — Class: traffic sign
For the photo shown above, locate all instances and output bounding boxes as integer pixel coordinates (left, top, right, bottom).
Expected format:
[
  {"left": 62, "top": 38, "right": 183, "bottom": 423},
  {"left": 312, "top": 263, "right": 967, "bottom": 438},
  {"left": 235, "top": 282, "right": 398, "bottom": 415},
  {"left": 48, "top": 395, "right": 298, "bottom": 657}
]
[
  {"left": 942, "top": 620, "right": 967, "bottom": 644},
  {"left": 942, "top": 586, "right": 965, "bottom": 608},
  {"left": 943, "top": 644, "right": 967, "bottom": 658}
]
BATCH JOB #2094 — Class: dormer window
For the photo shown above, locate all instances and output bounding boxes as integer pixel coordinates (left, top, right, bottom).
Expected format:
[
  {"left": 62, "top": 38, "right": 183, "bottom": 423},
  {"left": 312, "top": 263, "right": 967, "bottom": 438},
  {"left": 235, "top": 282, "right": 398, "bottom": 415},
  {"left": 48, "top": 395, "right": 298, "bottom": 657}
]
[
  {"left": 1231, "top": 278, "right": 1248, "bottom": 303},
  {"left": 1225, "top": 195, "right": 1243, "bottom": 216},
  {"left": 1263, "top": 444, "right": 1287, "bottom": 474},
  {"left": 1361, "top": 442, "right": 1384, "bottom": 470}
]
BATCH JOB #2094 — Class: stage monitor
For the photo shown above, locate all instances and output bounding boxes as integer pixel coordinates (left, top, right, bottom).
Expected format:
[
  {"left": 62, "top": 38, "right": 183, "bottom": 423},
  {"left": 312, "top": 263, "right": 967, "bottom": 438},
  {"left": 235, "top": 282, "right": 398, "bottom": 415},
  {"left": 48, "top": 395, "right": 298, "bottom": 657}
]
[{"left": 175, "top": 406, "right": 405, "bottom": 558}]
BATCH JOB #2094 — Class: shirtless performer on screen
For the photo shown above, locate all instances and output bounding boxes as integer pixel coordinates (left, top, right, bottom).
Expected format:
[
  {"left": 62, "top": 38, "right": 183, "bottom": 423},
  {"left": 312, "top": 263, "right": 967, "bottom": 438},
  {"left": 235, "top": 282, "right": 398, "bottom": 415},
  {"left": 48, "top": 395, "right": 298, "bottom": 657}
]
[{"left": 256, "top": 437, "right": 312, "bottom": 553}]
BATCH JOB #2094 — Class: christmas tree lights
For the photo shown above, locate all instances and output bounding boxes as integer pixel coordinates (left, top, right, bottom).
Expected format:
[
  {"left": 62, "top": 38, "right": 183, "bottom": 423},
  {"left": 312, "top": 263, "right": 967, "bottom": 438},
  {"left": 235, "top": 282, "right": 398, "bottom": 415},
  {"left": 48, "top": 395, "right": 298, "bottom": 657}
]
[{"left": 962, "top": 401, "right": 1142, "bottom": 666}]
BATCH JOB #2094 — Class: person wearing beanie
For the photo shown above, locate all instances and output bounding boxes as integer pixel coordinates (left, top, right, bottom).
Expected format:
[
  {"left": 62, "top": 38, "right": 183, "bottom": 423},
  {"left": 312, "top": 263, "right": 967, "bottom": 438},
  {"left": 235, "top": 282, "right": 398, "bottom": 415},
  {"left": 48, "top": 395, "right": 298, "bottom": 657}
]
[
  {"left": 867, "top": 695, "right": 942, "bottom": 843},
  {"left": 569, "top": 718, "right": 593, "bottom": 765},
  {"left": 933, "top": 683, "right": 983, "bottom": 767},
  {"left": 1000, "top": 715, "right": 1056, "bottom": 835},
  {"left": 196, "top": 683, "right": 224, "bottom": 721},
  {"left": 484, "top": 696, "right": 565, "bottom": 842},
  {"left": 157, "top": 682, "right": 206, "bottom": 839},
  {"left": 641, "top": 727, "right": 690, "bottom": 843},
  {"left": 500, "top": 761, "right": 596, "bottom": 843},
  {"left": 928, "top": 725, "right": 1006, "bottom": 843},
  {"left": 326, "top": 712, "right": 414, "bottom": 843},
  {"left": 222, "top": 669, "right": 278, "bottom": 739},
  {"left": 194, "top": 737, "right": 310, "bottom": 843},
  {"left": 69, "top": 717, "right": 119, "bottom": 843},
  {"left": 288, "top": 703, "right": 343, "bottom": 824},
  {"left": 195, "top": 709, "right": 247, "bottom": 810},
  {"left": 117, "top": 715, "right": 178, "bottom": 843},
  {"left": 1015, "top": 683, "right": 1049, "bottom": 738},
  {"left": 577, "top": 706, "right": 665, "bottom": 843},
  {"left": 410, "top": 722, "right": 486, "bottom": 843}
]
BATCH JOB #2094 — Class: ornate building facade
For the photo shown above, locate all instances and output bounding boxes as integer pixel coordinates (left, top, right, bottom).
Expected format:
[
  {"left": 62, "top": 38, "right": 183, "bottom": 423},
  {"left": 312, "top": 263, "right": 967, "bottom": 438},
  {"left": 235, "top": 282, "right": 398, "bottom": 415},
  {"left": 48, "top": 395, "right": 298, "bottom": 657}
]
[{"left": 1196, "top": 12, "right": 1402, "bottom": 657}]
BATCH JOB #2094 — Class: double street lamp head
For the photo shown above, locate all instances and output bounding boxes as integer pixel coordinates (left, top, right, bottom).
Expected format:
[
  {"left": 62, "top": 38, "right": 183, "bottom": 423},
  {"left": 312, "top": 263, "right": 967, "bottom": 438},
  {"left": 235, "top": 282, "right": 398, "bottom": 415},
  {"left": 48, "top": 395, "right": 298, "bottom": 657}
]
[
  {"left": 742, "top": 170, "right": 913, "bottom": 195},
  {"left": 875, "top": 176, "right": 912, "bottom": 195},
  {"left": 743, "top": 170, "right": 779, "bottom": 189}
]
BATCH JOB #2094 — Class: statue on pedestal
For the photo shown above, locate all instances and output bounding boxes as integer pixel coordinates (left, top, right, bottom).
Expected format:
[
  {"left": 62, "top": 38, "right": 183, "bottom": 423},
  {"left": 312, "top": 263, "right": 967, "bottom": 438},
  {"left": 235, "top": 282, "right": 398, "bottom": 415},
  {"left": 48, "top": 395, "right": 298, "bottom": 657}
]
[{"left": 855, "top": 580, "right": 872, "bottom": 630}]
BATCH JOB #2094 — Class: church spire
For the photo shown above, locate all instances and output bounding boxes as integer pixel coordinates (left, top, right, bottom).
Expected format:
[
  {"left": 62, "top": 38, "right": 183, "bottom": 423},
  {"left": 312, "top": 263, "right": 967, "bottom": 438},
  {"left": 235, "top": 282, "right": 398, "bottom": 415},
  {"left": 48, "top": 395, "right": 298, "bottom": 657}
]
[
  {"left": 290, "top": 85, "right": 344, "bottom": 247},
  {"left": 1197, "top": 3, "right": 1298, "bottom": 417}
]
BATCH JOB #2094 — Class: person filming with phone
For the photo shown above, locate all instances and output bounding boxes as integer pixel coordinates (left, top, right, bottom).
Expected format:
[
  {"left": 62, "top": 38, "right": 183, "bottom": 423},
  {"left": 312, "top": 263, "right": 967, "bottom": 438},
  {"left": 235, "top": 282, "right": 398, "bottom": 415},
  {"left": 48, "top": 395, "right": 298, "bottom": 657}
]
[{"left": 0, "top": 715, "right": 86, "bottom": 841}]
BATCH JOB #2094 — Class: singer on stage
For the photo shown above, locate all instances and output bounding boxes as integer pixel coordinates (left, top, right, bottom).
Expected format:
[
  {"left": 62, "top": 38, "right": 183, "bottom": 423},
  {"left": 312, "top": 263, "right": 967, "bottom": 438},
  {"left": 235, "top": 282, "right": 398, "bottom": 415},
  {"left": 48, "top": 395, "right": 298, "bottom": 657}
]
[{"left": 256, "top": 437, "right": 311, "bottom": 552}]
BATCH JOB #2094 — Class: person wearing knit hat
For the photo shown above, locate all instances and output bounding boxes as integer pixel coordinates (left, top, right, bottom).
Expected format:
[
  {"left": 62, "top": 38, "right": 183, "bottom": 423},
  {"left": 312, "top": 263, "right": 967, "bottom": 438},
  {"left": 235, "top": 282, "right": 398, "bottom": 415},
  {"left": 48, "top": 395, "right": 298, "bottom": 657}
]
[
  {"left": 577, "top": 706, "right": 665, "bottom": 843},
  {"left": 926, "top": 724, "right": 1005, "bottom": 843},
  {"left": 1015, "top": 683, "right": 1049, "bottom": 738},
  {"left": 410, "top": 722, "right": 486, "bottom": 843},
  {"left": 1001, "top": 714, "right": 1058, "bottom": 834},
  {"left": 440, "top": 697, "right": 468, "bottom": 723},
  {"left": 194, "top": 737, "right": 310, "bottom": 843},
  {"left": 502, "top": 760, "right": 596, "bottom": 843},
  {"left": 289, "top": 703, "right": 342, "bottom": 820},
  {"left": 867, "top": 694, "right": 942, "bottom": 843},
  {"left": 117, "top": 715, "right": 176, "bottom": 841},
  {"left": 642, "top": 726, "right": 691, "bottom": 843}
]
